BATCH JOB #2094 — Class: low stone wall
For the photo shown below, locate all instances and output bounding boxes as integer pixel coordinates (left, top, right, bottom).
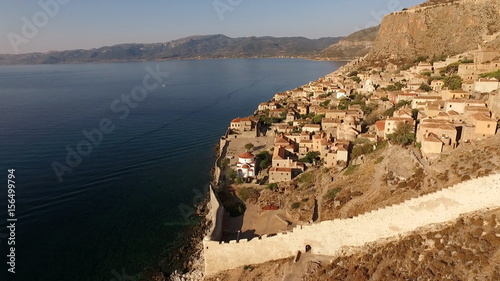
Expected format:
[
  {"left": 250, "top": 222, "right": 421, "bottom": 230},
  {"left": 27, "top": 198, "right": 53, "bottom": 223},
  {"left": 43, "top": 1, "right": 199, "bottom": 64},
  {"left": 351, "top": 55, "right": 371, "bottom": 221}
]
[
  {"left": 204, "top": 173, "right": 500, "bottom": 276},
  {"left": 206, "top": 129, "right": 231, "bottom": 242}
]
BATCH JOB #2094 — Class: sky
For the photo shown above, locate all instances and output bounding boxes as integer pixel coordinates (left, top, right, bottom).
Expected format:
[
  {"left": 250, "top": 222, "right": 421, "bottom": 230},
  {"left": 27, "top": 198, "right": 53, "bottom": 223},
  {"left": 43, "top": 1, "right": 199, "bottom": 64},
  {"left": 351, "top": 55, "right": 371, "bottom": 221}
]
[{"left": 0, "top": 0, "right": 425, "bottom": 54}]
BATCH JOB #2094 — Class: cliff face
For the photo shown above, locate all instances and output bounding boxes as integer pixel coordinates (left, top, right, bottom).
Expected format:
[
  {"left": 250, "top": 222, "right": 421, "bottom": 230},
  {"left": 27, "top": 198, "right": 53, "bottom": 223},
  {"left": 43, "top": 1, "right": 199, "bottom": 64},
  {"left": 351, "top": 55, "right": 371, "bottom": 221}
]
[
  {"left": 366, "top": 0, "right": 500, "bottom": 64},
  {"left": 321, "top": 26, "right": 379, "bottom": 60}
]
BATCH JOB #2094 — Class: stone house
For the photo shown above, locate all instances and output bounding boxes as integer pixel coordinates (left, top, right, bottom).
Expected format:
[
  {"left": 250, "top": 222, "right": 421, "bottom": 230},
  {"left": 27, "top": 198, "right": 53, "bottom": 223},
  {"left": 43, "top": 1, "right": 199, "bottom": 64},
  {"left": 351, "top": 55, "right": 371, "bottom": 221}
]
[
  {"left": 383, "top": 117, "right": 415, "bottom": 139},
  {"left": 269, "top": 108, "right": 286, "bottom": 118},
  {"left": 443, "top": 99, "right": 486, "bottom": 114},
  {"left": 440, "top": 89, "right": 470, "bottom": 101},
  {"left": 474, "top": 78, "right": 500, "bottom": 93},
  {"left": 269, "top": 167, "right": 293, "bottom": 183},
  {"left": 461, "top": 113, "right": 497, "bottom": 141},
  {"left": 412, "top": 96, "right": 442, "bottom": 109},
  {"left": 417, "top": 119, "right": 458, "bottom": 155},
  {"left": 302, "top": 124, "right": 321, "bottom": 133},
  {"left": 487, "top": 91, "right": 500, "bottom": 119},
  {"left": 431, "top": 80, "right": 444, "bottom": 92},
  {"left": 230, "top": 117, "right": 255, "bottom": 132}
]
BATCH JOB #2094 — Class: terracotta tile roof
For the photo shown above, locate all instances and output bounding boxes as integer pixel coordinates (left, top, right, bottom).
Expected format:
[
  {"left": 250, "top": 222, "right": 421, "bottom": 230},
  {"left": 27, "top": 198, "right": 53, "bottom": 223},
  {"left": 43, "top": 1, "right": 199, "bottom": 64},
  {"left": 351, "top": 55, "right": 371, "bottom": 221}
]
[
  {"left": 238, "top": 152, "right": 255, "bottom": 159},
  {"left": 375, "top": 120, "right": 385, "bottom": 131},
  {"left": 472, "top": 113, "right": 495, "bottom": 122},
  {"left": 270, "top": 167, "right": 292, "bottom": 172},
  {"left": 424, "top": 133, "right": 442, "bottom": 143}
]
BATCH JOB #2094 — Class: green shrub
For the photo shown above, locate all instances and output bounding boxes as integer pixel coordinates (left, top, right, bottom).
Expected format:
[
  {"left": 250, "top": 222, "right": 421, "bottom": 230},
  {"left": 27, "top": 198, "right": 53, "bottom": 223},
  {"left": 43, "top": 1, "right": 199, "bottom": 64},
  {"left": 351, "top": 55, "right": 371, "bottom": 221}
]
[
  {"left": 443, "top": 75, "right": 462, "bottom": 90},
  {"left": 226, "top": 168, "right": 237, "bottom": 180},
  {"left": 291, "top": 202, "right": 300, "bottom": 209},
  {"left": 344, "top": 165, "right": 358, "bottom": 176},
  {"left": 326, "top": 188, "right": 342, "bottom": 200},
  {"left": 235, "top": 176, "right": 245, "bottom": 184},
  {"left": 386, "top": 122, "right": 415, "bottom": 145},
  {"left": 350, "top": 143, "right": 374, "bottom": 160},
  {"left": 226, "top": 202, "right": 246, "bottom": 217},
  {"left": 299, "top": 151, "right": 319, "bottom": 164},
  {"left": 266, "top": 183, "right": 278, "bottom": 191},
  {"left": 238, "top": 187, "right": 259, "bottom": 202},
  {"left": 298, "top": 172, "right": 315, "bottom": 184},
  {"left": 375, "top": 156, "right": 384, "bottom": 164},
  {"left": 479, "top": 69, "right": 500, "bottom": 80},
  {"left": 419, "top": 83, "right": 432, "bottom": 92}
]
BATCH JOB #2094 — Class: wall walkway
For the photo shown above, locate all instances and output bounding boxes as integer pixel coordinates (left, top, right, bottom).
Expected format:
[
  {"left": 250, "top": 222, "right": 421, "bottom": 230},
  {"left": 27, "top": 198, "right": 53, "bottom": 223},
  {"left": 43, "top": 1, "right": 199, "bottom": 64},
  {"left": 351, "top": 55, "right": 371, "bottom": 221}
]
[{"left": 204, "top": 173, "right": 500, "bottom": 276}]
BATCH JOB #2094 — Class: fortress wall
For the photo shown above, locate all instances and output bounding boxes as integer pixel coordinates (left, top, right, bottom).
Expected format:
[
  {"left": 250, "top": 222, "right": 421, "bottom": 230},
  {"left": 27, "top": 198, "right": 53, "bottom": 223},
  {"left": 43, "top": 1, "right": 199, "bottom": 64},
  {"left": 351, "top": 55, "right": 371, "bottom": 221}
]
[
  {"left": 206, "top": 135, "right": 230, "bottom": 241},
  {"left": 204, "top": 174, "right": 500, "bottom": 276}
]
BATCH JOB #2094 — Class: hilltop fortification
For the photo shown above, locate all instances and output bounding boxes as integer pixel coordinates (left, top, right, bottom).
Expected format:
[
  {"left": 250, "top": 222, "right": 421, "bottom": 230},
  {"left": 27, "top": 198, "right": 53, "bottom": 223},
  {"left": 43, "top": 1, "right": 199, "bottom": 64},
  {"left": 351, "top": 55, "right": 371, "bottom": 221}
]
[{"left": 366, "top": 0, "right": 500, "bottom": 64}]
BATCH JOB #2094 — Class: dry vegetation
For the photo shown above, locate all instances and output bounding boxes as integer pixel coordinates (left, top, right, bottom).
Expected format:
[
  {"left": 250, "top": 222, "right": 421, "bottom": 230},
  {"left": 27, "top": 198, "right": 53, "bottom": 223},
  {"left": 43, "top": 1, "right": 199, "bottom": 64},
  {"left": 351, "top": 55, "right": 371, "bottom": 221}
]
[
  {"left": 320, "top": 133, "right": 500, "bottom": 221},
  {"left": 205, "top": 208, "right": 500, "bottom": 281},
  {"left": 305, "top": 208, "right": 500, "bottom": 281}
]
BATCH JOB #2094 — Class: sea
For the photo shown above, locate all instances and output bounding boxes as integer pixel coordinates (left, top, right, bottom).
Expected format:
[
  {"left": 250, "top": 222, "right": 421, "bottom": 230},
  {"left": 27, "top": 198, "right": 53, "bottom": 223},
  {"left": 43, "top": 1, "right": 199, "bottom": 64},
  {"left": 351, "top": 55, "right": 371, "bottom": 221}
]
[{"left": 0, "top": 58, "right": 346, "bottom": 281}]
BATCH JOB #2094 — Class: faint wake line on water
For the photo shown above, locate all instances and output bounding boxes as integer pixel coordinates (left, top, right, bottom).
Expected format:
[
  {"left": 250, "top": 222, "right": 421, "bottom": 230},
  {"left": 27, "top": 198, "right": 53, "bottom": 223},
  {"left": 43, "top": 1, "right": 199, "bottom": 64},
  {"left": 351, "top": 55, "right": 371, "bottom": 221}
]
[{"left": 105, "top": 79, "right": 266, "bottom": 152}]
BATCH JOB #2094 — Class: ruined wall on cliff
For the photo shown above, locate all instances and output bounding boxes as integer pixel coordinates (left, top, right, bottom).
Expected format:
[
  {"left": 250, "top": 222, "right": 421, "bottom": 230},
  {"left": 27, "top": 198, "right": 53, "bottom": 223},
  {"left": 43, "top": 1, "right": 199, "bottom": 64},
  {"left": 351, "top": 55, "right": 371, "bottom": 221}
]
[{"left": 366, "top": 0, "right": 500, "bottom": 64}]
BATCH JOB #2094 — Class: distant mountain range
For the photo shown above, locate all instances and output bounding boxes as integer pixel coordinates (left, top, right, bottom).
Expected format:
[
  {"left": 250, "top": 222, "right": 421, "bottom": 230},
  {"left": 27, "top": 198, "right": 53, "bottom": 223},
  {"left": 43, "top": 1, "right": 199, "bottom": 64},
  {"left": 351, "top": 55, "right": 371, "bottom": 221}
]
[{"left": 0, "top": 34, "right": 345, "bottom": 65}]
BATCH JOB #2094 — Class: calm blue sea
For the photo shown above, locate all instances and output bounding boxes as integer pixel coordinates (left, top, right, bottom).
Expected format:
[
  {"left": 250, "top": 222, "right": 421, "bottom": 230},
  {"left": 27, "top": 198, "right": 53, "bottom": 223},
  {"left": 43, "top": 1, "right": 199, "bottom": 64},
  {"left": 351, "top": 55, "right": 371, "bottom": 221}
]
[{"left": 0, "top": 59, "right": 345, "bottom": 281}]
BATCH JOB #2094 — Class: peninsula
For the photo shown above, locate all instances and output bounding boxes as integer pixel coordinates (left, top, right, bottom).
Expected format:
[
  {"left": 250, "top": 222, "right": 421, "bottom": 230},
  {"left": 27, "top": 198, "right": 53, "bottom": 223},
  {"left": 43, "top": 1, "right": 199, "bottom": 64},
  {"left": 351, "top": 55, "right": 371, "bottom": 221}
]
[{"left": 170, "top": 0, "right": 500, "bottom": 280}]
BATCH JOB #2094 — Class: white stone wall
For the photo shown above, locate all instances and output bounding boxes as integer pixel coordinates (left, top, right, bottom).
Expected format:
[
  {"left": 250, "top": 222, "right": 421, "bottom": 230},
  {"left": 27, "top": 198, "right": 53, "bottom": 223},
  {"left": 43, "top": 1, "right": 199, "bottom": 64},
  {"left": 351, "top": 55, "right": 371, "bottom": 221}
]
[{"left": 204, "top": 173, "right": 500, "bottom": 276}]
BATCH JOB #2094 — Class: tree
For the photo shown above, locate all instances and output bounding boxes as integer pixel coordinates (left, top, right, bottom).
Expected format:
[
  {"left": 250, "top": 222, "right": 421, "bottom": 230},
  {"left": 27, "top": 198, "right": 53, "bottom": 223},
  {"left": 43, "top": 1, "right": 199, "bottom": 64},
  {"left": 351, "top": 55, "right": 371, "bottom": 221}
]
[
  {"left": 244, "top": 143, "right": 254, "bottom": 152},
  {"left": 226, "top": 168, "right": 237, "bottom": 180},
  {"left": 387, "top": 122, "right": 415, "bottom": 145},
  {"left": 386, "top": 81, "right": 406, "bottom": 91},
  {"left": 419, "top": 83, "right": 432, "bottom": 92},
  {"left": 351, "top": 76, "right": 361, "bottom": 83},
  {"left": 443, "top": 75, "right": 462, "bottom": 90},
  {"left": 257, "top": 151, "right": 271, "bottom": 169},
  {"left": 319, "top": 100, "right": 331, "bottom": 108},
  {"left": 299, "top": 152, "right": 319, "bottom": 164},
  {"left": 312, "top": 114, "right": 325, "bottom": 124},
  {"left": 220, "top": 157, "right": 230, "bottom": 168},
  {"left": 338, "top": 97, "right": 351, "bottom": 110},
  {"left": 412, "top": 109, "right": 420, "bottom": 120}
]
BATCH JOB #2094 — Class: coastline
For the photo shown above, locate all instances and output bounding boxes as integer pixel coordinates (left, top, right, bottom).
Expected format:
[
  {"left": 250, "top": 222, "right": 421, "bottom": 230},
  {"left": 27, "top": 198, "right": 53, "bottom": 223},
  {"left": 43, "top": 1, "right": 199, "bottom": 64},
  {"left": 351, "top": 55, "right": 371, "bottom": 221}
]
[
  {"left": 164, "top": 135, "right": 229, "bottom": 281},
  {"left": 170, "top": 61, "right": 350, "bottom": 280},
  {"left": 144, "top": 60, "right": 350, "bottom": 281},
  {"left": 0, "top": 56, "right": 351, "bottom": 67}
]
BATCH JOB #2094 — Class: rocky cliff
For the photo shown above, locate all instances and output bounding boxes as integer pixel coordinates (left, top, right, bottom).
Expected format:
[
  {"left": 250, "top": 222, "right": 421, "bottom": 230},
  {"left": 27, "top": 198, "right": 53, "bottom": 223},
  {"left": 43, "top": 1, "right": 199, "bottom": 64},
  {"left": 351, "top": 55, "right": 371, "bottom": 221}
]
[
  {"left": 321, "top": 26, "right": 379, "bottom": 60},
  {"left": 366, "top": 0, "right": 500, "bottom": 64}
]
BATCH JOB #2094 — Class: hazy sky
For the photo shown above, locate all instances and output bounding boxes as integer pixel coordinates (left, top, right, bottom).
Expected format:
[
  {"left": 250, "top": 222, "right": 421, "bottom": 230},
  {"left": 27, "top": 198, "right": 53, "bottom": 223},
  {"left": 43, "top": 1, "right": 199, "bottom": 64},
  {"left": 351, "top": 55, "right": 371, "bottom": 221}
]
[{"left": 0, "top": 0, "right": 424, "bottom": 54}]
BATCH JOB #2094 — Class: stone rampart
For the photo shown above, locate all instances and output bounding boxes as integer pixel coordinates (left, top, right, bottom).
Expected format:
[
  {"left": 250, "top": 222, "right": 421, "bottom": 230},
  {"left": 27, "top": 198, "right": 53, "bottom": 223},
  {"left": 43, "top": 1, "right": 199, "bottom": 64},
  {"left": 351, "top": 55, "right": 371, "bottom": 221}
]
[{"left": 204, "top": 173, "right": 500, "bottom": 276}]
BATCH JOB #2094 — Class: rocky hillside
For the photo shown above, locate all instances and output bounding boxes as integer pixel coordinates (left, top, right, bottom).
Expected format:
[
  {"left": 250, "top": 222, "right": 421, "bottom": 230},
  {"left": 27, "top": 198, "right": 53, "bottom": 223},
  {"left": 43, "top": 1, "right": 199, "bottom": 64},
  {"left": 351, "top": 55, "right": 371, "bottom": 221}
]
[
  {"left": 320, "top": 26, "right": 379, "bottom": 60},
  {"left": 205, "top": 133, "right": 500, "bottom": 281},
  {"left": 366, "top": 0, "right": 500, "bottom": 64},
  {"left": 206, "top": 208, "right": 500, "bottom": 281},
  {"left": 0, "top": 35, "right": 343, "bottom": 65}
]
